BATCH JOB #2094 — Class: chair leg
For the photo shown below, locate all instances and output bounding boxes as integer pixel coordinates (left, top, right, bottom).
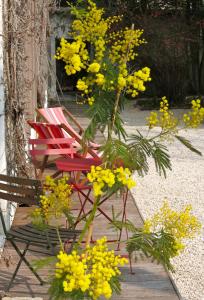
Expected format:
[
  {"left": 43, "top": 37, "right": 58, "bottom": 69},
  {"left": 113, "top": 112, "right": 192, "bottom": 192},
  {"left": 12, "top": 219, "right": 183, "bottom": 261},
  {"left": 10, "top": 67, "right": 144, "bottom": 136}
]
[
  {"left": 117, "top": 189, "right": 129, "bottom": 251},
  {"left": 9, "top": 240, "right": 44, "bottom": 286},
  {"left": 6, "top": 243, "right": 29, "bottom": 291},
  {"left": 74, "top": 190, "right": 91, "bottom": 226},
  {"left": 74, "top": 189, "right": 113, "bottom": 224}
]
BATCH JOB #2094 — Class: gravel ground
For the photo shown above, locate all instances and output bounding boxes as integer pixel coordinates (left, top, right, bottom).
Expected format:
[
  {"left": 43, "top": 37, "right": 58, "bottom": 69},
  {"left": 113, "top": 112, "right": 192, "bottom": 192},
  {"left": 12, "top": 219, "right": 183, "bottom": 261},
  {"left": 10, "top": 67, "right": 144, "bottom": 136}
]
[{"left": 122, "top": 106, "right": 204, "bottom": 300}]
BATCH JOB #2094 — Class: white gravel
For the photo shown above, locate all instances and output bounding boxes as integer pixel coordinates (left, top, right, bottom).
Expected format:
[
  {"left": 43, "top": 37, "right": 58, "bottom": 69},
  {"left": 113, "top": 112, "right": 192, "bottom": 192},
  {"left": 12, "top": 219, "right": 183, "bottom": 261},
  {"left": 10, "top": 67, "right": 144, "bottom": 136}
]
[{"left": 122, "top": 108, "right": 204, "bottom": 300}]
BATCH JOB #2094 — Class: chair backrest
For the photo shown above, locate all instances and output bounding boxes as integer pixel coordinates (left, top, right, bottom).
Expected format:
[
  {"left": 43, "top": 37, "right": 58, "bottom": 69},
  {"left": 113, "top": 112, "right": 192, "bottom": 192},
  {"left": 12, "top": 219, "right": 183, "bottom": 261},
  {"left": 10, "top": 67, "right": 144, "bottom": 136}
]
[
  {"left": 28, "top": 121, "right": 52, "bottom": 140},
  {"left": 28, "top": 121, "right": 78, "bottom": 157},
  {"left": 28, "top": 121, "right": 101, "bottom": 161},
  {"left": 0, "top": 174, "right": 42, "bottom": 235},
  {"left": 37, "top": 107, "right": 82, "bottom": 141}
]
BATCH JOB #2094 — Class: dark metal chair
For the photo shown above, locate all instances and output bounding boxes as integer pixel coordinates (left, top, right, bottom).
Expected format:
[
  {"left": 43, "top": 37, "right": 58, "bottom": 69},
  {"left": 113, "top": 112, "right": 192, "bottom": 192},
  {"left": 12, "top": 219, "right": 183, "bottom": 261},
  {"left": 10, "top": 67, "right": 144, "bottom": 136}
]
[{"left": 0, "top": 174, "right": 81, "bottom": 291}]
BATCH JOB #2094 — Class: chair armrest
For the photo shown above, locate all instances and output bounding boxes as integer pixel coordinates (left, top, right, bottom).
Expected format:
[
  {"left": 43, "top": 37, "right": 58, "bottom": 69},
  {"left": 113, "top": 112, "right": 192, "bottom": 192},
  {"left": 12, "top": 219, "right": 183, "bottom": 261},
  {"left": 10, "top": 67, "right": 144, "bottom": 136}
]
[
  {"left": 60, "top": 124, "right": 101, "bottom": 160},
  {"left": 63, "top": 107, "right": 84, "bottom": 134}
]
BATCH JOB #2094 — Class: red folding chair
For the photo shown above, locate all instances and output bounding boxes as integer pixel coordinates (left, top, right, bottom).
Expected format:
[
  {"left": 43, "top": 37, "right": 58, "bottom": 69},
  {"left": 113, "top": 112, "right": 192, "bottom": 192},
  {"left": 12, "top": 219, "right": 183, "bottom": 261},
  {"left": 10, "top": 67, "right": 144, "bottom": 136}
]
[
  {"left": 37, "top": 106, "right": 100, "bottom": 150},
  {"left": 55, "top": 158, "right": 129, "bottom": 249},
  {"left": 28, "top": 120, "right": 101, "bottom": 158},
  {"left": 28, "top": 122, "right": 101, "bottom": 197}
]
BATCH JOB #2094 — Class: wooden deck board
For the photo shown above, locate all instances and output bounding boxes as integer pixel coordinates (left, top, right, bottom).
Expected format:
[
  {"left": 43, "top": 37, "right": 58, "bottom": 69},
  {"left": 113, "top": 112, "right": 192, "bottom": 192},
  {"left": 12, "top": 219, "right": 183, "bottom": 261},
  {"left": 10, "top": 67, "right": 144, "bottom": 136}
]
[
  {"left": 0, "top": 101, "right": 180, "bottom": 299},
  {"left": 0, "top": 193, "right": 179, "bottom": 299}
]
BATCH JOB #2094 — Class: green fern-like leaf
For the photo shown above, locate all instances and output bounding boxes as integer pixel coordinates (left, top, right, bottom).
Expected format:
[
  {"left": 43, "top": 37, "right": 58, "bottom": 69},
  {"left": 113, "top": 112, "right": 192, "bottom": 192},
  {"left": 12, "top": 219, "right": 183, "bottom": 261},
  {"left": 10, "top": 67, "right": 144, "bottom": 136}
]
[
  {"left": 126, "top": 230, "right": 177, "bottom": 271},
  {"left": 110, "top": 218, "right": 137, "bottom": 233},
  {"left": 32, "top": 256, "right": 57, "bottom": 271},
  {"left": 109, "top": 276, "right": 122, "bottom": 295},
  {"left": 128, "top": 132, "right": 171, "bottom": 177},
  {"left": 151, "top": 142, "right": 172, "bottom": 177},
  {"left": 175, "top": 135, "right": 202, "bottom": 156},
  {"left": 101, "top": 139, "right": 134, "bottom": 169}
]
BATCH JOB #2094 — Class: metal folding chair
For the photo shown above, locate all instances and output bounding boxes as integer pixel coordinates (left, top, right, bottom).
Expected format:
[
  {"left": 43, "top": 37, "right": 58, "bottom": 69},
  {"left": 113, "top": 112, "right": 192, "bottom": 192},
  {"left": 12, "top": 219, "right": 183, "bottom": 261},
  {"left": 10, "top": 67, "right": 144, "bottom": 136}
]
[{"left": 0, "top": 174, "right": 81, "bottom": 291}]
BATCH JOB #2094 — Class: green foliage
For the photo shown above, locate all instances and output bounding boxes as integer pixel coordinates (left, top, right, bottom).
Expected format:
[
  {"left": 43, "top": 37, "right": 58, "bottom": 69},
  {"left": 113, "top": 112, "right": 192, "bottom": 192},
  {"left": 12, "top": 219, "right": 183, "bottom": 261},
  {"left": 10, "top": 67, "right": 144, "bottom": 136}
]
[
  {"left": 63, "top": 210, "right": 76, "bottom": 229},
  {"left": 175, "top": 135, "right": 202, "bottom": 156},
  {"left": 100, "top": 133, "right": 172, "bottom": 177},
  {"left": 49, "top": 275, "right": 121, "bottom": 300},
  {"left": 49, "top": 277, "right": 87, "bottom": 300},
  {"left": 101, "top": 139, "right": 133, "bottom": 169},
  {"left": 126, "top": 229, "right": 177, "bottom": 272},
  {"left": 32, "top": 256, "right": 57, "bottom": 271},
  {"left": 109, "top": 276, "right": 122, "bottom": 295},
  {"left": 109, "top": 216, "right": 136, "bottom": 234},
  {"left": 111, "top": 217, "right": 179, "bottom": 273},
  {"left": 128, "top": 132, "right": 172, "bottom": 177},
  {"left": 83, "top": 90, "right": 127, "bottom": 142},
  {"left": 30, "top": 213, "right": 49, "bottom": 231},
  {"left": 151, "top": 141, "right": 172, "bottom": 177}
]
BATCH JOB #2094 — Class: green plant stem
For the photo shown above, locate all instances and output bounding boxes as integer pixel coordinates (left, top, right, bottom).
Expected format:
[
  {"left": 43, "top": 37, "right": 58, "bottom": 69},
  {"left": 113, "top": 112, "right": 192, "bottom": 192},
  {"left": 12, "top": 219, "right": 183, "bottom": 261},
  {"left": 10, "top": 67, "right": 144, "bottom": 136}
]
[
  {"left": 148, "top": 125, "right": 186, "bottom": 142},
  {"left": 148, "top": 129, "right": 169, "bottom": 141},
  {"left": 108, "top": 24, "right": 135, "bottom": 141},
  {"left": 56, "top": 227, "right": 64, "bottom": 251},
  {"left": 108, "top": 90, "right": 121, "bottom": 140},
  {"left": 76, "top": 196, "right": 100, "bottom": 247}
]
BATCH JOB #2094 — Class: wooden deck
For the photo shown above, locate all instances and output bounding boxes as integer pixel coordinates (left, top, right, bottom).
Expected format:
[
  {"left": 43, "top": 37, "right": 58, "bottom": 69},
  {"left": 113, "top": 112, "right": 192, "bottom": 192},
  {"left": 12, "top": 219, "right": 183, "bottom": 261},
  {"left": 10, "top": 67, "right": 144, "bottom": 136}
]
[{"left": 0, "top": 99, "right": 180, "bottom": 299}]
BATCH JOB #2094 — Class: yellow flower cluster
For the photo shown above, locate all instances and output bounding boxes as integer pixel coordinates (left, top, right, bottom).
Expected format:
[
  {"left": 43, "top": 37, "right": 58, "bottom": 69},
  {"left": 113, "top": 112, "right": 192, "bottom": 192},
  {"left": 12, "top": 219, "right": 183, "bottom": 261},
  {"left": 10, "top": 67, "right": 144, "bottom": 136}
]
[
  {"left": 76, "top": 79, "right": 88, "bottom": 92},
  {"left": 109, "top": 28, "right": 145, "bottom": 65},
  {"left": 88, "top": 62, "right": 101, "bottom": 73},
  {"left": 183, "top": 99, "right": 204, "bottom": 128},
  {"left": 32, "top": 176, "right": 72, "bottom": 223},
  {"left": 159, "top": 96, "right": 178, "bottom": 130},
  {"left": 55, "top": 0, "right": 151, "bottom": 106},
  {"left": 146, "top": 111, "right": 159, "bottom": 128},
  {"left": 71, "top": 0, "right": 120, "bottom": 63},
  {"left": 143, "top": 201, "right": 201, "bottom": 255},
  {"left": 87, "top": 166, "right": 136, "bottom": 197},
  {"left": 108, "top": 28, "right": 151, "bottom": 95},
  {"left": 55, "top": 237, "right": 128, "bottom": 299},
  {"left": 146, "top": 96, "right": 178, "bottom": 130},
  {"left": 56, "top": 250, "right": 90, "bottom": 293},
  {"left": 95, "top": 73, "right": 105, "bottom": 85},
  {"left": 88, "top": 96, "right": 95, "bottom": 106},
  {"left": 147, "top": 97, "right": 204, "bottom": 131},
  {"left": 55, "top": 38, "right": 88, "bottom": 75},
  {"left": 125, "top": 67, "right": 151, "bottom": 97}
]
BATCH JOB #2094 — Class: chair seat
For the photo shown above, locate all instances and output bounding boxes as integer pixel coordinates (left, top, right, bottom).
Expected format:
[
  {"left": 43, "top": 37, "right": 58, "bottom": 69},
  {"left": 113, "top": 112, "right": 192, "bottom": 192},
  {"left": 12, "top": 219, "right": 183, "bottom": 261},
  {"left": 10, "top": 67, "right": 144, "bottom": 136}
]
[
  {"left": 56, "top": 157, "right": 101, "bottom": 172},
  {"left": 7, "top": 223, "right": 81, "bottom": 248}
]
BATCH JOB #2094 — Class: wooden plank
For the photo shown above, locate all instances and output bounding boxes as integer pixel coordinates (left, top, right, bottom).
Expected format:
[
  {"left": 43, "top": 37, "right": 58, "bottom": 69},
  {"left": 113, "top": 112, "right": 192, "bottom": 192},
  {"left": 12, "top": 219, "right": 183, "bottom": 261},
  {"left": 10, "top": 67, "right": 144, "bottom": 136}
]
[
  {"left": 0, "top": 192, "right": 38, "bottom": 205},
  {"left": 0, "top": 182, "right": 39, "bottom": 197},
  {"left": 0, "top": 174, "right": 41, "bottom": 187}
]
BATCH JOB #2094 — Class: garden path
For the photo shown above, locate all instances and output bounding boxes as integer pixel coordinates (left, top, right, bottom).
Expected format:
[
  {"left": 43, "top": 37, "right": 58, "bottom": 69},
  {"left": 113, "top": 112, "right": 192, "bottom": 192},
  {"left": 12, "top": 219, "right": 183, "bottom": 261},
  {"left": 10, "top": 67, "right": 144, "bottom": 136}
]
[{"left": 122, "top": 104, "right": 204, "bottom": 300}]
